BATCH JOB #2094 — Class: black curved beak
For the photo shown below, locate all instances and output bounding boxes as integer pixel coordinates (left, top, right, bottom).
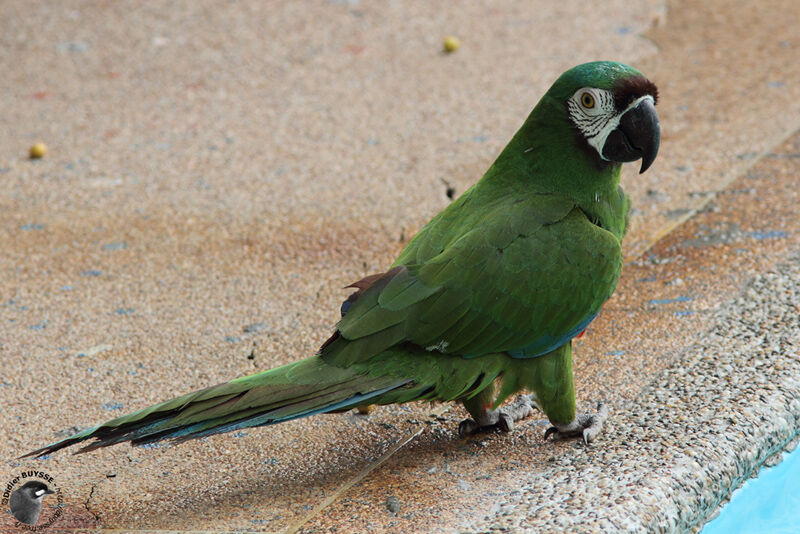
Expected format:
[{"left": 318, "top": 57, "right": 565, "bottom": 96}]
[{"left": 601, "top": 98, "right": 660, "bottom": 174}]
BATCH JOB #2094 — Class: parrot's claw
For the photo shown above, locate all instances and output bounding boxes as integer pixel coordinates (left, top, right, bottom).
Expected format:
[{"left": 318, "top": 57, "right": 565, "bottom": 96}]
[
  {"left": 544, "top": 403, "right": 608, "bottom": 444},
  {"left": 497, "top": 412, "right": 515, "bottom": 433},
  {"left": 458, "top": 395, "right": 535, "bottom": 437},
  {"left": 458, "top": 418, "right": 480, "bottom": 437}
]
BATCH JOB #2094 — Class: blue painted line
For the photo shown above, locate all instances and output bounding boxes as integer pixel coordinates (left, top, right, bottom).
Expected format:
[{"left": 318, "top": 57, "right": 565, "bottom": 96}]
[
  {"left": 749, "top": 230, "right": 788, "bottom": 240},
  {"left": 649, "top": 296, "right": 692, "bottom": 305}
]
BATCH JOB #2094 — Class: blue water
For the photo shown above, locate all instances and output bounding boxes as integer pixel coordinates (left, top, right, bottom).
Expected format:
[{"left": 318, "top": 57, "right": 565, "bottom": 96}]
[{"left": 702, "top": 444, "right": 800, "bottom": 534}]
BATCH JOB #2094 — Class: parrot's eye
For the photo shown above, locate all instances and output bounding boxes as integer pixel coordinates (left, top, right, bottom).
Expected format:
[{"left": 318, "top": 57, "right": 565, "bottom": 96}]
[{"left": 581, "top": 92, "right": 595, "bottom": 109}]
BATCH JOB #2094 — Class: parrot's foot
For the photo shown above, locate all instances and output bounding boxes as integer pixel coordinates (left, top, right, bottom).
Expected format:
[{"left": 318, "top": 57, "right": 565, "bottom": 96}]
[
  {"left": 544, "top": 403, "right": 609, "bottom": 444},
  {"left": 458, "top": 395, "right": 535, "bottom": 437}
]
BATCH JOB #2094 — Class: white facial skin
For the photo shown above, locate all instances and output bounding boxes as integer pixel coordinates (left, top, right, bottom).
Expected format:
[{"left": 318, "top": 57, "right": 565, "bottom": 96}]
[{"left": 566, "top": 87, "right": 655, "bottom": 160}]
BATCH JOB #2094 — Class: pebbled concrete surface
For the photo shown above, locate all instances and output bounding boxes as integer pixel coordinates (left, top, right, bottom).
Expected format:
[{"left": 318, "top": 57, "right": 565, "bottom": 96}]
[
  {"left": 1, "top": 0, "right": 800, "bottom": 532},
  {"left": 469, "top": 257, "right": 800, "bottom": 532}
]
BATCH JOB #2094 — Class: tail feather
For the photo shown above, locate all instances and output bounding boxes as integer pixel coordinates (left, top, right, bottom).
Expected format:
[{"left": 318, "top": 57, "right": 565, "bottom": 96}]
[
  {"left": 165, "top": 381, "right": 403, "bottom": 445},
  {"left": 23, "top": 356, "right": 409, "bottom": 458}
]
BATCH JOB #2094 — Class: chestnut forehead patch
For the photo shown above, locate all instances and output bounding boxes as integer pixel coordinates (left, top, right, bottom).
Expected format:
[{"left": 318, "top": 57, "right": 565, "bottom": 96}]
[{"left": 612, "top": 76, "right": 659, "bottom": 111}]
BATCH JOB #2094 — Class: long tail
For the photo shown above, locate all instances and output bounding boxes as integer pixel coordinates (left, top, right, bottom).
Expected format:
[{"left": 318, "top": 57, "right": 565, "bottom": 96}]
[{"left": 23, "top": 356, "right": 409, "bottom": 458}]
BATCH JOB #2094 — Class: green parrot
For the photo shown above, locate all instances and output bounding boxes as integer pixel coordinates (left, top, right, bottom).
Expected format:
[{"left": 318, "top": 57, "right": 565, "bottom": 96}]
[{"left": 26, "top": 61, "right": 659, "bottom": 458}]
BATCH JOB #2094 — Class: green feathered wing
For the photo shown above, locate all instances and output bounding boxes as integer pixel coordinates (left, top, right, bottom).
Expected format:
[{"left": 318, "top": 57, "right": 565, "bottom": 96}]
[{"left": 324, "top": 188, "right": 622, "bottom": 366}]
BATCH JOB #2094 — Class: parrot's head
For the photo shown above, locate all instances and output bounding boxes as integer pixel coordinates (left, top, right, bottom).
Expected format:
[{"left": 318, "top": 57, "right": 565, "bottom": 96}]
[{"left": 548, "top": 61, "right": 660, "bottom": 174}]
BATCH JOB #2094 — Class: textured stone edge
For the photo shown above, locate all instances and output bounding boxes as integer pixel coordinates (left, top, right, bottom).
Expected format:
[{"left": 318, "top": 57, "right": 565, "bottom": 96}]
[{"left": 465, "top": 255, "right": 800, "bottom": 533}]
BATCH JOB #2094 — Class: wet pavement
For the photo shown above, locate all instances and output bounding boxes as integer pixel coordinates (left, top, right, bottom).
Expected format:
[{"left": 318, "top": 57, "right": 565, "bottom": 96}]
[{"left": 1, "top": 0, "right": 799, "bottom": 532}]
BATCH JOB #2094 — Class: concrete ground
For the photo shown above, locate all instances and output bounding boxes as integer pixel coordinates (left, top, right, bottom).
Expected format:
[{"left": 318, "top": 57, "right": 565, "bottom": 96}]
[{"left": 1, "top": 0, "right": 799, "bottom": 532}]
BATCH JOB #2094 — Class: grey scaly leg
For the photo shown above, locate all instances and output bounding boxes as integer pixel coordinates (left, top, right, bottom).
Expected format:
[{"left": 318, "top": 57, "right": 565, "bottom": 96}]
[
  {"left": 544, "top": 403, "right": 608, "bottom": 444},
  {"left": 458, "top": 393, "right": 536, "bottom": 437}
]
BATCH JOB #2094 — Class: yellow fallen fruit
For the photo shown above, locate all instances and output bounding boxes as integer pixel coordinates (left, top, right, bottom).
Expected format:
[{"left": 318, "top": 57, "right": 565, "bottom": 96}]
[
  {"left": 443, "top": 35, "right": 460, "bottom": 53},
  {"left": 29, "top": 142, "right": 47, "bottom": 159}
]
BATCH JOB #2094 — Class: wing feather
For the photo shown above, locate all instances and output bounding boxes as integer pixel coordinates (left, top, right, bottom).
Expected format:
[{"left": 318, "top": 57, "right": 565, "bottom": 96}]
[{"left": 323, "top": 193, "right": 622, "bottom": 367}]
